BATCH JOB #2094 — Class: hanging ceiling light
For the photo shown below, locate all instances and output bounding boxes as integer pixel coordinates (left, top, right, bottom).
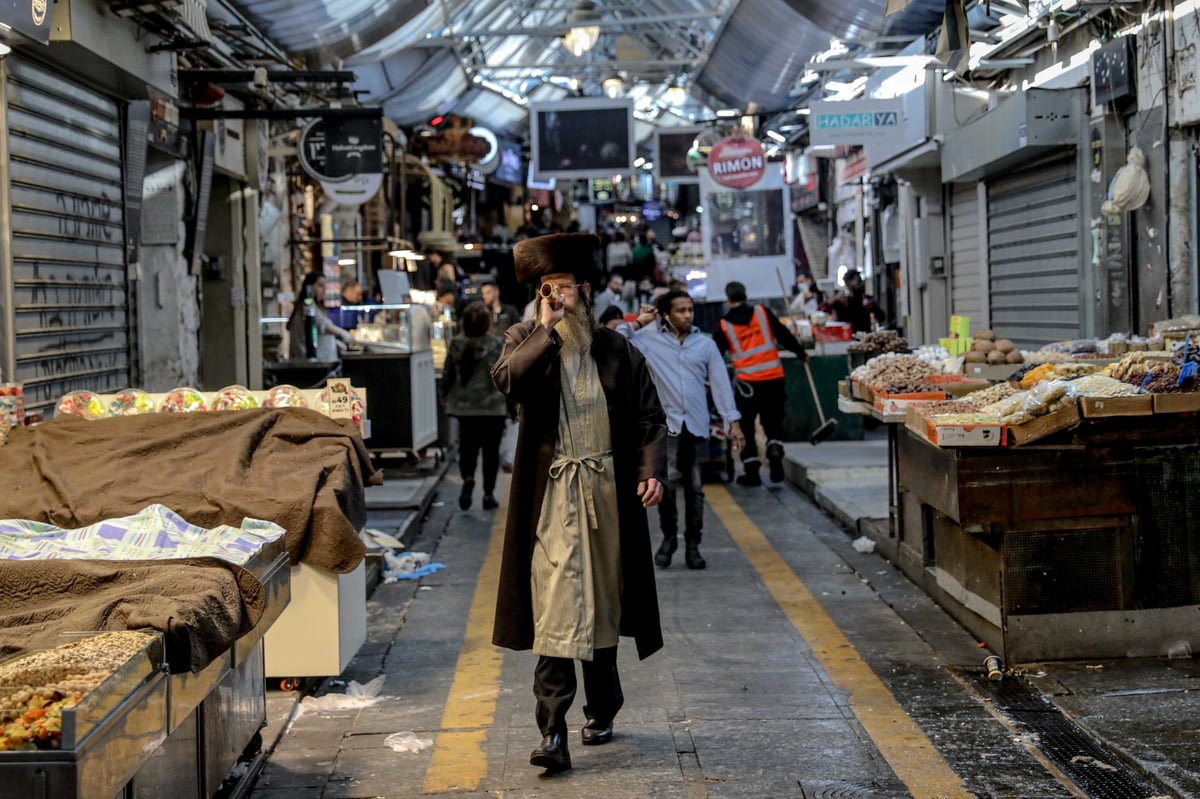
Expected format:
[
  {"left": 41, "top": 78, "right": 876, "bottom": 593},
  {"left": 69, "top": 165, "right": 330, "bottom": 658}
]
[
  {"left": 602, "top": 72, "right": 624, "bottom": 99},
  {"left": 563, "top": 0, "right": 601, "bottom": 58},
  {"left": 664, "top": 80, "right": 687, "bottom": 107}
]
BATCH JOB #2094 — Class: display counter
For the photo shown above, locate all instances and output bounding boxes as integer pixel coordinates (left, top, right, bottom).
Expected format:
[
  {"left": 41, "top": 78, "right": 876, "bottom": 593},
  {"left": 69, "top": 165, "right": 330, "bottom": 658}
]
[
  {"left": 342, "top": 350, "right": 438, "bottom": 453},
  {"left": 0, "top": 540, "right": 291, "bottom": 799},
  {"left": 891, "top": 415, "right": 1200, "bottom": 664}
]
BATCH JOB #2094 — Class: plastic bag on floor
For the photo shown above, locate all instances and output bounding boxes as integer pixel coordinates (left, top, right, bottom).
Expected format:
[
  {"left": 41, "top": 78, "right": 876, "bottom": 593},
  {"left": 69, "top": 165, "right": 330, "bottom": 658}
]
[
  {"left": 852, "top": 536, "right": 876, "bottom": 554},
  {"left": 383, "top": 551, "right": 446, "bottom": 583},
  {"left": 385, "top": 731, "right": 434, "bottom": 753},
  {"left": 298, "top": 675, "right": 389, "bottom": 714}
]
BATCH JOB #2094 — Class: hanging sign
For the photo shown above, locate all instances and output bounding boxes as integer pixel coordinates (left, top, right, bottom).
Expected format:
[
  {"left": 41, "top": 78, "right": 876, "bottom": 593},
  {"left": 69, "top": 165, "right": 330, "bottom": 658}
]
[
  {"left": 707, "top": 135, "right": 766, "bottom": 189},
  {"left": 810, "top": 99, "right": 904, "bottom": 147},
  {"left": 319, "top": 174, "right": 384, "bottom": 207},
  {"left": 298, "top": 115, "right": 383, "bottom": 182},
  {"left": 1, "top": 0, "right": 53, "bottom": 43}
]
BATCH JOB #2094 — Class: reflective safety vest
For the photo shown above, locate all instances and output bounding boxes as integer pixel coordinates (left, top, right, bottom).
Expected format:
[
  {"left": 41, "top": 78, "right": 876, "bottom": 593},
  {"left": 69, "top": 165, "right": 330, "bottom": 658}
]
[{"left": 720, "top": 305, "right": 784, "bottom": 382}]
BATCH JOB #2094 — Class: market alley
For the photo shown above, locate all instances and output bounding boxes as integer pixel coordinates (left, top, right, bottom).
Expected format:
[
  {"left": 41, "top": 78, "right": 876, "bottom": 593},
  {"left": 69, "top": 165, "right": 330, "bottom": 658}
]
[{"left": 247, "top": 464, "right": 1185, "bottom": 799}]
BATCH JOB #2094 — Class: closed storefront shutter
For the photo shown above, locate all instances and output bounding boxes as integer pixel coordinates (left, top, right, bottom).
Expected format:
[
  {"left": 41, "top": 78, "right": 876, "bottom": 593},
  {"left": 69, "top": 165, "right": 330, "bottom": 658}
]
[
  {"left": 949, "top": 182, "right": 985, "bottom": 328},
  {"left": 986, "top": 151, "right": 1082, "bottom": 349},
  {"left": 3, "top": 58, "right": 131, "bottom": 415}
]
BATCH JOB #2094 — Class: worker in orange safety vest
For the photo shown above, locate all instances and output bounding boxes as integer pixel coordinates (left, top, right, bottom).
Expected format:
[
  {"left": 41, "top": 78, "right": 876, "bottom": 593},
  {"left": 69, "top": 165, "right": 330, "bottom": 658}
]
[{"left": 716, "top": 281, "right": 808, "bottom": 486}]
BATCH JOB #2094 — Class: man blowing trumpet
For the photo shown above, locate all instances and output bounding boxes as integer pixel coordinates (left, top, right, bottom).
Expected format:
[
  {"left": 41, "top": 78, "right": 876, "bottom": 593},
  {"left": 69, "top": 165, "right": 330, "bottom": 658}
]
[{"left": 490, "top": 233, "right": 668, "bottom": 774}]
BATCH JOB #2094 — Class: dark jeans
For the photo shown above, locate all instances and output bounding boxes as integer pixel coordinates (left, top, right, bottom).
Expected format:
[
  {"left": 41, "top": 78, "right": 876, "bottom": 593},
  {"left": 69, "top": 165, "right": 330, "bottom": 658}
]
[
  {"left": 658, "top": 432, "right": 706, "bottom": 543},
  {"left": 456, "top": 415, "right": 505, "bottom": 494},
  {"left": 733, "top": 377, "right": 787, "bottom": 463},
  {"left": 533, "top": 646, "right": 624, "bottom": 735}
]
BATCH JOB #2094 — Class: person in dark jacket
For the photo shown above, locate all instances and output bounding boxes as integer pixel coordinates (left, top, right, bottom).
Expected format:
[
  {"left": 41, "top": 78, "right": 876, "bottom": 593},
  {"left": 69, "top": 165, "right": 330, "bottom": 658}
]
[
  {"left": 491, "top": 232, "right": 667, "bottom": 774},
  {"left": 441, "top": 302, "right": 508, "bottom": 510},
  {"left": 715, "top": 281, "right": 808, "bottom": 486},
  {"left": 830, "top": 269, "right": 885, "bottom": 333}
]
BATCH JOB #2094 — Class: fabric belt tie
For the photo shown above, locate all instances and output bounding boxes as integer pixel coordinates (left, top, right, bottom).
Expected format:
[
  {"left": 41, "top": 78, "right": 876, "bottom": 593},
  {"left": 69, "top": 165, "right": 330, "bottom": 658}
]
[{"left": 548, "top": 450, "right": 612, "bottom": 528}]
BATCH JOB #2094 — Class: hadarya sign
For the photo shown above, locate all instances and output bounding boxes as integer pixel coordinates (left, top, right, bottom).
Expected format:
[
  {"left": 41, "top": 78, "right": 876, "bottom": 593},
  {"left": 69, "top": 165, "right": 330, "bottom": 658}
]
[{"left": 809, "top": 99, "right": 904, "bottom": 146}]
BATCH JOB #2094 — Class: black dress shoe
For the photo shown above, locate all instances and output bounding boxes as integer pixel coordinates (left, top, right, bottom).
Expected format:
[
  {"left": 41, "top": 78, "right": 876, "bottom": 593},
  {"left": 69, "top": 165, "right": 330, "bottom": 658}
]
[
  {"left": 529, "top": 732, "right": 571, "bottom": 772},
  {"left": 481, "top": 494, "right": 499, "bottom": 510},
  {"left": 581, "top": 719, "right": 613, "bottom": 745},
  {"left": 685, "top": 544, "right": 706, "bottom": 570}
]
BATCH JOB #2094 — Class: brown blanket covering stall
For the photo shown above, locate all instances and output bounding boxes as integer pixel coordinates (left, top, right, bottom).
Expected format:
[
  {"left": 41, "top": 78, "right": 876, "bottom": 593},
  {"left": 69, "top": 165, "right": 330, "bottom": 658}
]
[
  {"left": 0, "top": 558, "right": 265, "bottom": 671},
  {"left": 0, "top": 408, "right": 382, "bottom": 573}
]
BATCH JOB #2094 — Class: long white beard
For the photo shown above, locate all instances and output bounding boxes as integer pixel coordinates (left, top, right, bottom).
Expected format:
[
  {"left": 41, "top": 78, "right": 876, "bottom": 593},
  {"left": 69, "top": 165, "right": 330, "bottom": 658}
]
[{"left": 555, "top": 303, "right": 594, "bottom": 354}]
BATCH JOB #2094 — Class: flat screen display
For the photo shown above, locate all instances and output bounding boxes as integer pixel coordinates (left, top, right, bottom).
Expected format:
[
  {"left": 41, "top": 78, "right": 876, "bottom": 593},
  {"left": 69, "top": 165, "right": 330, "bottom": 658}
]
[
  {"left": 526, "top": 162, "right": 557, "bottom": 191},
  {"left": 531, "top": 98, "right": 635, "bottom": 180}
]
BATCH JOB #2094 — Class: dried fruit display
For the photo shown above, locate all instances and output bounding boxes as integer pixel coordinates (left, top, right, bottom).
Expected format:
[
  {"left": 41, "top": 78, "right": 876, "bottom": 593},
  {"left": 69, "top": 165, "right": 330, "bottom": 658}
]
[{"left": 0, "top": 631, "right": 152, "bottom": 751}]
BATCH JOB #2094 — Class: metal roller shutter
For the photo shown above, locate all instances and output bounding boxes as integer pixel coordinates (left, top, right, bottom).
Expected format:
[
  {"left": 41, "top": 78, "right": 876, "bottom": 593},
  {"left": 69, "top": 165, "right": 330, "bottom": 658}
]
[
  {"left": 3, "top": 58, "right": 131, "bottom": 415},
  {"left": 949, "top": 182, "right": 985, "bottom": 328},
  {"left": 986, "top": 151, "right": 1082, "bottom": 350}
]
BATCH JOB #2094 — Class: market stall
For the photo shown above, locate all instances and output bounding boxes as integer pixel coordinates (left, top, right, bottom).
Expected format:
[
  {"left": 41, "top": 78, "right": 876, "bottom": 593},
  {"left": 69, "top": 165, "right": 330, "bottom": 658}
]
[
  {"left": 844, "top": 328, "right": 1200, "bottom": 663},
  {"left": 0, "top": 390, "right": 379, "bottom": 796}
]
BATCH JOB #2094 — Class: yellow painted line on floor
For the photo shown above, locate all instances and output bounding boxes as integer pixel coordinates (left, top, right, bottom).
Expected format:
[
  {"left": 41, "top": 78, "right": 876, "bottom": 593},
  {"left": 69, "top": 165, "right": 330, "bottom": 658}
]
[
  {"left": 422, "top": 510, "right": 507, "bottom": 793},
  {"left": 707, "top": 485, "right": 973, "bottom": 799}
]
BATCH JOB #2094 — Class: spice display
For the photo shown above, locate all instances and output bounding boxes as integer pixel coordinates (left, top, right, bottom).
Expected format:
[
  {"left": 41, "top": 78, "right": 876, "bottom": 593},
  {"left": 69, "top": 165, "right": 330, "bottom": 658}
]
[
  {"left": 848, "top": 330, "right": 908, "bottom": 354},
  {"left": 961, "top": 382, "right": 1019, "bottom": 408},
  {"left": 1067, "top": 375, "right": 1142, "bottom": 398},
  {"left": 0, "top": 631, "right": 153, "bottom": 751},
  {"left": 851, "top": 353, "right": 940, "bottom": 388}
]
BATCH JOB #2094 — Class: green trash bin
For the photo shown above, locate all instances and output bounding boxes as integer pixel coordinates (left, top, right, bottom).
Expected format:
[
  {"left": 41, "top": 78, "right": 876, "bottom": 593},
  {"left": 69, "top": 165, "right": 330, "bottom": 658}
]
[{"left": 781, "top": 354, "right": 863, "bottom": 442}]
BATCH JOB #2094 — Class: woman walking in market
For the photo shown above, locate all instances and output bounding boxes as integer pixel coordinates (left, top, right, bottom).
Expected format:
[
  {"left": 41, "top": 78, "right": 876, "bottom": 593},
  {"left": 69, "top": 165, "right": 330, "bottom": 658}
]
[{"left": 441, "top": 301, "right": 508, "bottom": 510}]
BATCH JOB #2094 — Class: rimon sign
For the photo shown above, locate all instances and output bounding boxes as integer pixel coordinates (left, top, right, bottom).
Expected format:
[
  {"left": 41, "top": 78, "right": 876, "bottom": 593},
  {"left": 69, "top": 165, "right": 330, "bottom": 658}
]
[{"left": 707, "top": 135, "right": 766, "bottom": 189}]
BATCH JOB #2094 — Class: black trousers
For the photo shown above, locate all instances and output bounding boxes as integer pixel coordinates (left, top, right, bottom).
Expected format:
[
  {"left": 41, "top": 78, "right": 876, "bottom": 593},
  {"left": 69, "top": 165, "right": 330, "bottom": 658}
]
[
  {"left": 658, "top": 432, "right": 706, "bottom": 543},
  {"left": 456, "top": 415, "right": 505, "bottom": 494},
  {"left": 733, "top": 377, "right": 787, "bottom": 463},
  {"left": 533, "top": 646, "right": 623, "bottom": 736}
]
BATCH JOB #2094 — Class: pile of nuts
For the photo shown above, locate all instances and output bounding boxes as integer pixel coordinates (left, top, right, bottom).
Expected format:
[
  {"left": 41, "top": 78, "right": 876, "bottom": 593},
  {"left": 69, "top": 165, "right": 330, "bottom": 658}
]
[
  {"left": 852, "top": 354, "right": 936, "bottom": 388},
  {"left": 1068, "top": 374, "right": 1141, "bottom": 398},
  {"left": 848, "top": 330, "right": 909, "bottom": 354}
]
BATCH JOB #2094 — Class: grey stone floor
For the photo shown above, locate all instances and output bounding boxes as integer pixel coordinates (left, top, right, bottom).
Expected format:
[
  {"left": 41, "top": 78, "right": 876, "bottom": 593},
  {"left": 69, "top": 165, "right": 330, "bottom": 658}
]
[{"left": 246, "top": 466, "right": 1138, "bottom": 799}]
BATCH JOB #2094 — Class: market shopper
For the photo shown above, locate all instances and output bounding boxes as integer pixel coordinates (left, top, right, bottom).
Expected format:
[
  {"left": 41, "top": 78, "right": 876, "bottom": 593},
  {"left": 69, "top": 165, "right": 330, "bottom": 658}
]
[
  {"left": 622, "top": 290, "right": 743, "bottom": 570},
  {"left": 286, "top": 271, "right": 356, "bottom": 361},
  {"left": 716, "top": 281, "right": 808, "bottom": 486},
  {"left": 491, "top": 232, "right": 667, "bottom": 774},
  {"left": 830, "top": 269, "right": 885, "bottom": 333},
  {"left": 441, "top": 302, "right": 508, "bottom": 511},
  {"left": 479, "top": 277, "right": 521, "bottom": 337},
  {"left": 591, "top": 273, "right": 626, "bottom": 322}
]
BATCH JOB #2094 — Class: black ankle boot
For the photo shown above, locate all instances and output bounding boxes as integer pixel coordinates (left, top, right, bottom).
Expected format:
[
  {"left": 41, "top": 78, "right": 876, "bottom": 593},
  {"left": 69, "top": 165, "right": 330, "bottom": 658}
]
[
  {"left": 685, "top": 542, "right": 706, "bottom": 570},
  {"left": 654, "top": 535, "right": 677, "bottom": 568},
  {"left": 459, "top": 479, "right": 474, "bottom": 510},
  {"left": 482, "top": 493, "right": 498, "bottom": 510},
  {"left": 530, "top": 731, "right": 571, "bottom": 772}
]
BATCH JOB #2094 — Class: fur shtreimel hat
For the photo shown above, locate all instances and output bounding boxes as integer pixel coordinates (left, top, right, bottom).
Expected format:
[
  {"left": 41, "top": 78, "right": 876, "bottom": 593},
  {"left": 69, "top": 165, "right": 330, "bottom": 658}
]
[{"left": 513, "top": 233, "right": 600, "bottom": 284}]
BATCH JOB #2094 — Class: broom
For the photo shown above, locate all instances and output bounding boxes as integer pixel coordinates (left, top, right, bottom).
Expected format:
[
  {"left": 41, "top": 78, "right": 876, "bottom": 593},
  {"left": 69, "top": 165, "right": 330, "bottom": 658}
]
[{"left": 776, "top": 268, "right": 838, "bottom": 445}]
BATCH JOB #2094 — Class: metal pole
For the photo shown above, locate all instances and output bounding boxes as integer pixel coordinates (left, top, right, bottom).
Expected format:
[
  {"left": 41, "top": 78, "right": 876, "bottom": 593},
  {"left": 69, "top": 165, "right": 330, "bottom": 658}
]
[{"left": 0, "top": 56, "right": 15, "bottom": 385}]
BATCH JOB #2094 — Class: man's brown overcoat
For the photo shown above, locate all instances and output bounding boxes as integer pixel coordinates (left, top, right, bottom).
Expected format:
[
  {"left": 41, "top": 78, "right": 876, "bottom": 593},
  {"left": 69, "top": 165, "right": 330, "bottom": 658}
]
[{"left": 491, "top": 321, "right": 667, "bottom": 660}]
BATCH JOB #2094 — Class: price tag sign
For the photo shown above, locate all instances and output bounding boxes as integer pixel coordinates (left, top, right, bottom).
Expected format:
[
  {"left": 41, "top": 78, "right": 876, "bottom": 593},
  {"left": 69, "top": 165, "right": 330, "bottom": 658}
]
[{"left": 324, "top": 378, "right": 355, "bottom": 421}]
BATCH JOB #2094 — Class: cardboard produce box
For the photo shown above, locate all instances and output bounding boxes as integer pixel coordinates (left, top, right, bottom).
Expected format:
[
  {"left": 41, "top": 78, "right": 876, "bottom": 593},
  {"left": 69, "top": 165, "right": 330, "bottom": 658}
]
[
  {"left": 904, "top": 406, "right": 1005, "bottom": 447},
  {"left": 873, "top": 391, "right": 946, "bottom": 416},
  {"left": 963, "top": 363, "right": 1021, "bottom": 381},
  {"left": 1007, "top": 402, "right": 1082, "bottom": 446}
]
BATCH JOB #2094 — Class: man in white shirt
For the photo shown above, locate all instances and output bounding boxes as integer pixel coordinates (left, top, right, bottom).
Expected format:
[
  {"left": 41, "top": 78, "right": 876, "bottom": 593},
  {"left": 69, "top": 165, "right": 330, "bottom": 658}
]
[{"left": 622, "top": 290, "right": 744, "bottom": 569}]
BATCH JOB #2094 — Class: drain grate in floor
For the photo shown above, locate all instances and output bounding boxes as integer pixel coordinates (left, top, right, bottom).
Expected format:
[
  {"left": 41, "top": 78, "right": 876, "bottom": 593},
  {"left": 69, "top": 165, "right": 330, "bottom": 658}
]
[
  {"left": 961, "top": 670, "right": 1169, "bottom": 799},
  {"left": 798, "top": 778, "right": 911, "bottom": 798}
]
